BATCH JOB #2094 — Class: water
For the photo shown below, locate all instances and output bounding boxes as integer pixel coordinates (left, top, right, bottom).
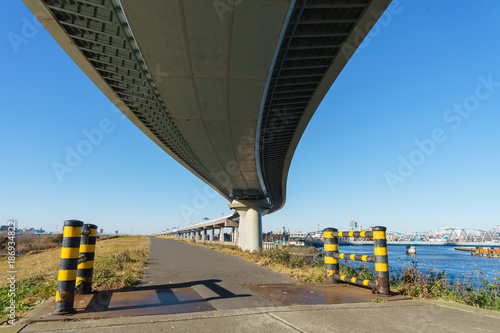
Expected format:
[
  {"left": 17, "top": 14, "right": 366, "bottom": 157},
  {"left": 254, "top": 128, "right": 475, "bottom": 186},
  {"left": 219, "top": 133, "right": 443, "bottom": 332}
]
[{"left": 327, "top": 245, "right": 500, "bottom": 283}]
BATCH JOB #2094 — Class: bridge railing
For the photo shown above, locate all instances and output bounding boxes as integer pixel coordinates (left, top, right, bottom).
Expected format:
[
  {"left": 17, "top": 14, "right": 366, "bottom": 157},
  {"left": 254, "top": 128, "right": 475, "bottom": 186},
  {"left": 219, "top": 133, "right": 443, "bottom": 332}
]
[
  {"left": 323, "top": 226, "right": 390, "bottom": 295},
  {"left": 54, "top": 220, "right": 98, "bottom": 314}
]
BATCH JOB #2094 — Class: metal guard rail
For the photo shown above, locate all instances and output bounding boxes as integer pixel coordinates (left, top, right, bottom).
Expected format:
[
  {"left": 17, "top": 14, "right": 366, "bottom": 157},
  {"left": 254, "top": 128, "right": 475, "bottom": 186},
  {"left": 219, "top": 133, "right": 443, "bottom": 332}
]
[{"left": 324, "top": 226, "right": 390, "bottom": 295}]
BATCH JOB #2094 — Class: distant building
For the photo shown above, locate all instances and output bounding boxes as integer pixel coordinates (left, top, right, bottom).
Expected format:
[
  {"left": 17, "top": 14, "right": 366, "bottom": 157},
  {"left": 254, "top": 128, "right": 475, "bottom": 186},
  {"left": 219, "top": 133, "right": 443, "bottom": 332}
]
[
  {"left": 348, "top": 219, "right": 359, "bottom": 231},
  {"left": 288, "top": 232, "right": 308, "bottom": 239},
  {"left": 15, "top": 227, "right": 45, "bottom": 234},
  {"left": 0, "top": 225, "right": 8, "bottom": 232},
  {"left": 99, "top": 228, "right": 103, "bottom": 234}
]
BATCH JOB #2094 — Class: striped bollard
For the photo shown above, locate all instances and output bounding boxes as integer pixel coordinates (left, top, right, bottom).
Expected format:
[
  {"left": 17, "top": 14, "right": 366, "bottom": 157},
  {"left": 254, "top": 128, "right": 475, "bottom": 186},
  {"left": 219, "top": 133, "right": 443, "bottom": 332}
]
[
  {"left": 76, "top": 224, "right": 97, "bottom": 294},
  {"left": 323, "top": 228, "right": 339, "bottom": 283},
  {"left": 373, "top": 226, "right": 390, "bottom": 295},
  {"left": 54, "top": 220, "right": 83, "bottom": 314}
]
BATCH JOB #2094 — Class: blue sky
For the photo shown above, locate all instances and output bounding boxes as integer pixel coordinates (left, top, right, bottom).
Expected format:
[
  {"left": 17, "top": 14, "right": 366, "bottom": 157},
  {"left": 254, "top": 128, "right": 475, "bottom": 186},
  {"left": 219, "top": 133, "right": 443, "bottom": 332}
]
[{"left": 1, "top": 1, "right": 499, "bottom": 235}]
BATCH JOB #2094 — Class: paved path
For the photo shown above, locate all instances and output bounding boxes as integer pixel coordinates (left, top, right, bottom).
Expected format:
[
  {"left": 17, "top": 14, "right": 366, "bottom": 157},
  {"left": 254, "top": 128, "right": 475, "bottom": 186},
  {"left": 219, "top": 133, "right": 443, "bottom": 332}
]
[
  {"left": 13, "top": 300, "right": 500, "bottom": 332},
  {"left": 140, "top": 238, "right": 294, "bottom": 309}
]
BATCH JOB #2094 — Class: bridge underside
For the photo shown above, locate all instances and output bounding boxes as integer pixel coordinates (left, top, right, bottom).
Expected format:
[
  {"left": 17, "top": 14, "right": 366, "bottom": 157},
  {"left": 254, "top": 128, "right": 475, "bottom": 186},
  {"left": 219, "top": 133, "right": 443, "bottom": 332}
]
[{"left": 25, "top": 0, "right": 391, "bottom": 251}]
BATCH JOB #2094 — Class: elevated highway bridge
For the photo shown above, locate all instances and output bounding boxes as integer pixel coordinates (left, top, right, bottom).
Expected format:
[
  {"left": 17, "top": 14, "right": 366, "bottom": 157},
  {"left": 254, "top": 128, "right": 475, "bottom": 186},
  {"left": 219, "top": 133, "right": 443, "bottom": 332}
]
[{"left": 25, "top": 0, "right": 392, "bottom": 251}]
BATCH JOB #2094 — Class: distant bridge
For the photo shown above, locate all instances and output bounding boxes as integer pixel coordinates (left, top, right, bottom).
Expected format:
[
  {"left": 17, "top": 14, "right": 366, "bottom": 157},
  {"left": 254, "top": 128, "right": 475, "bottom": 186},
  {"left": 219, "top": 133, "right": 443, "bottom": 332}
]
[{"left": 340, "top": 228, "right": 500, "bottom": 247}]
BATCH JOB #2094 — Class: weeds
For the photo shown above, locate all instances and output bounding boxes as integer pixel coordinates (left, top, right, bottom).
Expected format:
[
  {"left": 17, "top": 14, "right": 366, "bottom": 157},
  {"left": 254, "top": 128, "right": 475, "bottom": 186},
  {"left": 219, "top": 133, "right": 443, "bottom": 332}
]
[
  {"left": 189, "top": 241, "right": 500, "bottom": 311},
  {"left": 394, "top": 261, "right": 500, "bottom": 311},
  {"left": 372, "top": 297, "right": 387, "bottom": 303}
]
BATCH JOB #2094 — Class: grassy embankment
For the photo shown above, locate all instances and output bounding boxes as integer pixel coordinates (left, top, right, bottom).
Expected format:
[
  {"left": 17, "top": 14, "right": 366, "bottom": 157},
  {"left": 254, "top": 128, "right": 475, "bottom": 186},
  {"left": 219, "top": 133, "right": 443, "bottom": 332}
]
[
  {"left": 0, "top": 236, "right": 150, "bottom": 322},
  {"left": 172, "top": 239, "right": 500, "bottom": 311}
]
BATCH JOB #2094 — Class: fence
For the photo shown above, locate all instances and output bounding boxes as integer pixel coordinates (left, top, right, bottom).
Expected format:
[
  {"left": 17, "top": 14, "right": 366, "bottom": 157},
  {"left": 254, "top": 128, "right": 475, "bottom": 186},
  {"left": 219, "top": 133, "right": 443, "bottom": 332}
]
[
  {"left": 323, "top": 226, "right": 390, "bottom": 295},
  {"left": 54, "top": 220, "right": 98, "bottom": 314},
  {"left": 263, "top": 242, "right": 279, "bottom": 251}
]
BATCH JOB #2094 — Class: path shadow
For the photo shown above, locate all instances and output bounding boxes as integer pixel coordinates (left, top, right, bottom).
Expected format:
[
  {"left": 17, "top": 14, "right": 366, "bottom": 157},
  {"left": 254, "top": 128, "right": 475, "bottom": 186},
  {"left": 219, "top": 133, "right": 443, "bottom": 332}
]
[{"left": 82, "top": 279, "right": 251, "bottom": 314}]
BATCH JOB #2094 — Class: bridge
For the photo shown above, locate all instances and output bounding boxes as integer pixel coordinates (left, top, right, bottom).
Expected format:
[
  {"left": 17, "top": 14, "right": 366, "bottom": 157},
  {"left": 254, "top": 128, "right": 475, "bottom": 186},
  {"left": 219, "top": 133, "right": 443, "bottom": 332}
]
[
  {"left": 305, "top": 228, "right": 500, "bottom": 247},
  {"left": 384, "top": 228, "right": 500, "bottom": 247},
  {"left": 25, "top": 0, "right": 391, "bottom": 251}
]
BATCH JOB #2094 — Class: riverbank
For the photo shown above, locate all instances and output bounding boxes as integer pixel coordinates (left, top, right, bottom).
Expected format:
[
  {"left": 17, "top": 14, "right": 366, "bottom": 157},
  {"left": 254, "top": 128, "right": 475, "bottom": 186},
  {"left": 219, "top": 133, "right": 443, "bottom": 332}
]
[
  {"left": 178, "top": 240, "right": 500, "bottom": 311},
  {"left": 0, "top": 236, "right": 150, "bottom": 323}
]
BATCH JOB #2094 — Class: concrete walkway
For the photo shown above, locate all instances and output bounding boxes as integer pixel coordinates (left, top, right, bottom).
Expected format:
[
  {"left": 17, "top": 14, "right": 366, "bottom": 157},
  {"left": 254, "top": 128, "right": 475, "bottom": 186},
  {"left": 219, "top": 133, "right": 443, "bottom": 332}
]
[
  {"left": 9, "top": 300, "right": 500, "bottom": 332},
  {"left": 141, "top": 238, "right": 295, "bottom": 309}
]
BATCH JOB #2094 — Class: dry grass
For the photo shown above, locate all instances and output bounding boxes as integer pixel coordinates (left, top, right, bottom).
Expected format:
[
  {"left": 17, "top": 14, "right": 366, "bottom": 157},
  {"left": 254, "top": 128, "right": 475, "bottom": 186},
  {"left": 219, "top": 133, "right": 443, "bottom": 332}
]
[
  {"left": 0, "top": 236, "right": 150, "bottom": 323},
  {"left": 0, "top": 247, "right": 60, "bottom": 288},
  {"left": 92, "top": 236, "right": 150, "bottom": 290},
  {"left": 0, "top": 233, "right": 62, "bottom": 255},
  {"left": 0, "top": 236, "right": 150, "bottom": 288}
]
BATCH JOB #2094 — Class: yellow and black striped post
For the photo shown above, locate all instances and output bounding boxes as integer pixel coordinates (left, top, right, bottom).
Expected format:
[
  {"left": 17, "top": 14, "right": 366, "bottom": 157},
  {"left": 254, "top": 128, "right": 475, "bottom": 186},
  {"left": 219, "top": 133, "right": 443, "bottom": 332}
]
[
  {"left": 54, "top": 220, "right": 83, "bottom": 314},
  {"left": 323, "top": 228, "right": 339, "bottom": 283},
  {"left": 76, "top": 224, "right": 97, "bottom": 294},
  {"left": 373, "top": 226, "right": 390, "bottom": 295}
]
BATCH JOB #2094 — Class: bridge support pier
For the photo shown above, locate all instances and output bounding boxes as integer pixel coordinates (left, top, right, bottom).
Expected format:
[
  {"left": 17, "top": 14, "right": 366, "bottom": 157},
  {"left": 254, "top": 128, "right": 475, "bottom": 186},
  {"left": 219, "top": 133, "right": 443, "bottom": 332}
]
[
  {"left": 228, "top": 199, "right": 272, "bottom": 252},
  {"left": 220, "top": 228, "right": 224, "bottom": 242},
  {"left": 209, "top": 229, "right": 214, "bottom": 241},
  {"left": 201, "top": 230, "right": 206, "bottom": 241}
]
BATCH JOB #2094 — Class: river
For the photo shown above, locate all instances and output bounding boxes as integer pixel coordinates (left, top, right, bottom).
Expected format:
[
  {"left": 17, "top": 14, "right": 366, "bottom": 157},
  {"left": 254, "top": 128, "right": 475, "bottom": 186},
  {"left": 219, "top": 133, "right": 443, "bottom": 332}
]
[{"left": 331, "top": 245, "right": 499, "bottom": 283}]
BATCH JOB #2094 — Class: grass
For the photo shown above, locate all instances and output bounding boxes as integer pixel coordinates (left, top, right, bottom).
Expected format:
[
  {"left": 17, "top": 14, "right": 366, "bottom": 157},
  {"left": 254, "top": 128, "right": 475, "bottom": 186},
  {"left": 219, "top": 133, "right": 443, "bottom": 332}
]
[
  {"left": 181, "top": 240, "right": 500, "bottom": 311},
  {"left": 92, "top": 237, "right": 150, "bottom": 290},
  {"left": 0, "top": 236, "right": 150, "bottom": 323},
  {"left": 394, "top": 261, "right": 500, "bottom": 311}
]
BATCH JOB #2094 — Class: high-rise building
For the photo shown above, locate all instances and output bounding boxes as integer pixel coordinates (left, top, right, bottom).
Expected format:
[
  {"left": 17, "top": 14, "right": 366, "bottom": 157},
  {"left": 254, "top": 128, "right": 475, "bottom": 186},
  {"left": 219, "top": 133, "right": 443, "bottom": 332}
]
[{"left": 348, "top": 219, "right": 359, "bottom": 231}]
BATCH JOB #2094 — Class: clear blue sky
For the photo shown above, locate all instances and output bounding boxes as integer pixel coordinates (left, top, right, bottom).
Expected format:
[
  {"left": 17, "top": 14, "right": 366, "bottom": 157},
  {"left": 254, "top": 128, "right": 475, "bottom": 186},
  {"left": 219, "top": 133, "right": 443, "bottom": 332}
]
[{"left": 1, "top": 1, "right": 500, "bottom": 235}]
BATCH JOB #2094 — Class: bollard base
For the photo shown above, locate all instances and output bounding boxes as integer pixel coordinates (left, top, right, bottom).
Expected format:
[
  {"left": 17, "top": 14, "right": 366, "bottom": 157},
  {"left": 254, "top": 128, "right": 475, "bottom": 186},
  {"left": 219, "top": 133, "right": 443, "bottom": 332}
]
[{"left": 52, "top": 306, "right": 76, "bottom": 315}]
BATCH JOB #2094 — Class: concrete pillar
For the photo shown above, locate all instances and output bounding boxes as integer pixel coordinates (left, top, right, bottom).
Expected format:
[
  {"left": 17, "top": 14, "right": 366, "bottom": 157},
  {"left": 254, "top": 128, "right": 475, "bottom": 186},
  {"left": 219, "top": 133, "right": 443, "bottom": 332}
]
[
  {"left": 231, "top": 227, "right": 236, "bottom": 242},
  {"left": 209, "top": 229, "right": 214, "bottom": 241},
  {"left": 195, "top": 230, "right": 200, "bottom": 241},
  {"left": 220, "top": 228, "right": 224, "bottom": 242},
  {"left": 201, "top": 230, "right": 206, "bottom": 241},
  {"left": 228, "top": 199, "right": 272, "bottom": 252}
]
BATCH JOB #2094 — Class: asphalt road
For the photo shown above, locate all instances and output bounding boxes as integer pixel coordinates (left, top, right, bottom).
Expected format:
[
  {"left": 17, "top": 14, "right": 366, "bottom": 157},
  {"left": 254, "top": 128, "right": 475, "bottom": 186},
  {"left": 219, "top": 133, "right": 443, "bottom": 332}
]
[{"left": 141, "top": 238, "right": 295, "bottom": 310}]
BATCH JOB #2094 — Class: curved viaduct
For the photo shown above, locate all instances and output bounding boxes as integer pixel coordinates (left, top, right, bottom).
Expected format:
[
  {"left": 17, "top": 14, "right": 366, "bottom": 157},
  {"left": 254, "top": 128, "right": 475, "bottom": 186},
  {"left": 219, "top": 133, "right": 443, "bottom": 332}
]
[{"left": 25, "top": 0, "right": 391, "bottom": 251}]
